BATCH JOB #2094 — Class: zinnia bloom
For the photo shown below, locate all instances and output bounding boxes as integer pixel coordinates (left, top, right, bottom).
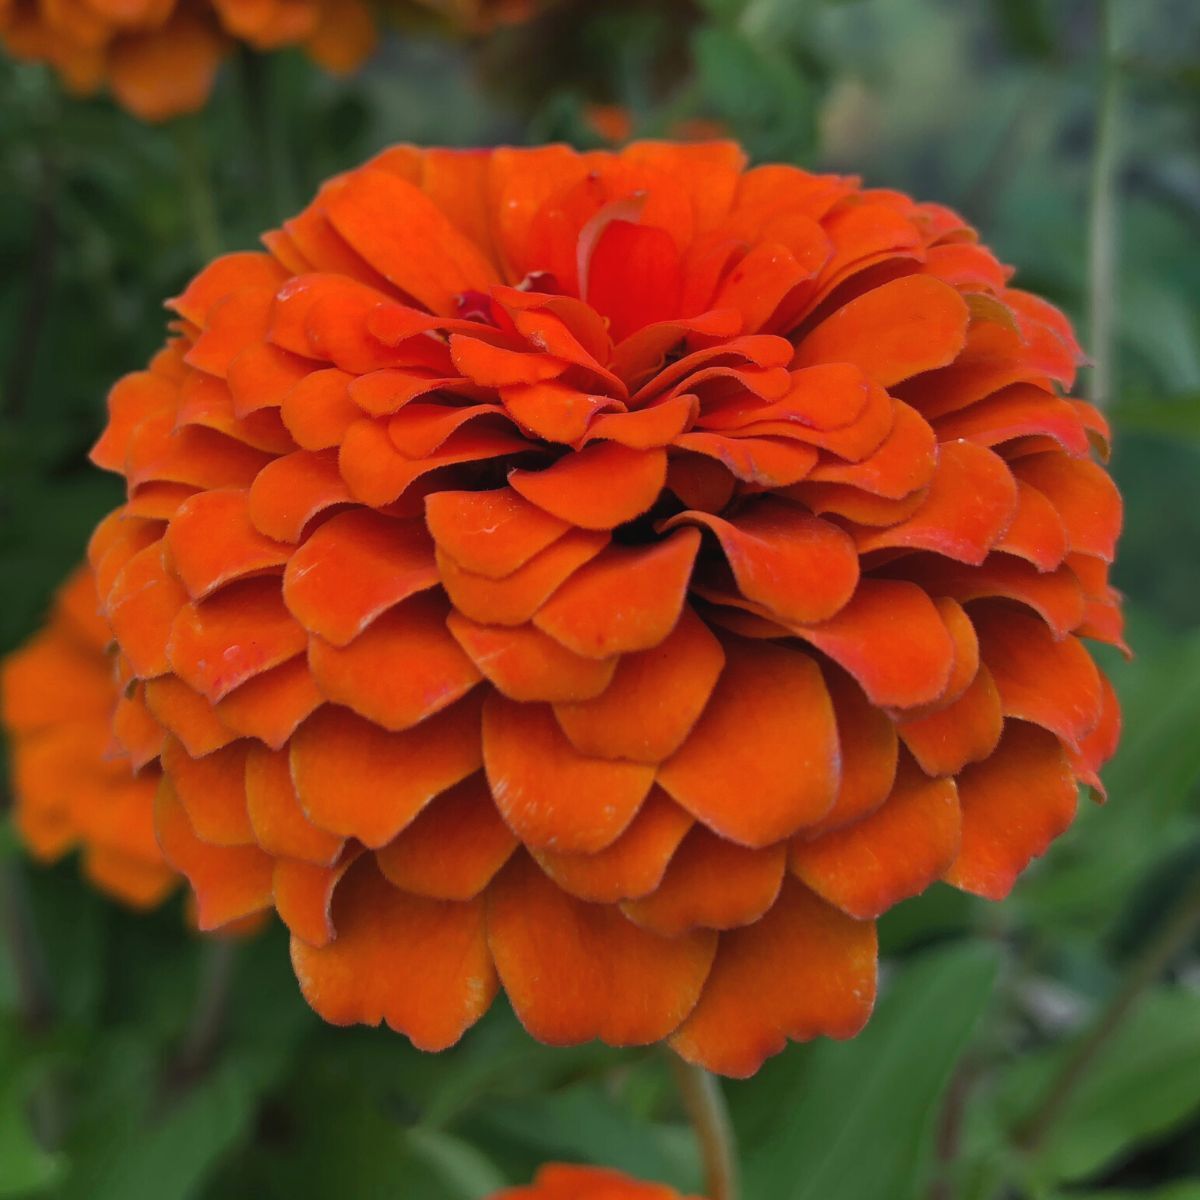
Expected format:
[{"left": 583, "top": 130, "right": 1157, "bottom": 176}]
[
  {"left": 495, "top": 1164, "right": 699, "bottom": 1199},
  {"left": 0, "top": 0, "right": 375, "bottom": 121},
  {"left": 85, "top": 141, "right": 1123, "bottom": 1076},
  {"left": 1, "top": 565, "right": 175, "bottom": 908}
]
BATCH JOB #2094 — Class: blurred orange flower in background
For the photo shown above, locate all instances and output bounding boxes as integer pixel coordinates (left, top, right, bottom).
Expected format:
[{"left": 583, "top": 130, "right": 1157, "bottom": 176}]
[
  {"left": 495, "top": 1164, "right": 700, "bottom": 1199},
  {"left": 0, "top": 0, "right": 376, "bottom": 121},
  {"left": 1, "top": 566, "right": 175, "bottom": 909},
  {"left": 82, "top": 140, "right": 1122, "bottom": 1076}
]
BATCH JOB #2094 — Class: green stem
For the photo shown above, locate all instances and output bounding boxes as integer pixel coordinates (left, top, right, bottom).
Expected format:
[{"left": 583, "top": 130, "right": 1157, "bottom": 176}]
[
  {"left": 669, "top": 1055, "right": 740, "bottom": 1200},
  {"left": 1086, "top": 0, "right": 1122, "bottom": 409},
  {"left": 1015, "top": 871, "right": 1200, "bottom": 1151},
  {"left": 0, "top": 849, "right": 54, "bottom": 1032},
  {"left": 238, "top": 47, "right": 298, "bottom": 221},
  {"left": 172, "top": 937, "right": 239, "bottom": 1082},
  {"left": 171, "top": 117, "right": 223, "bottom": 262}
]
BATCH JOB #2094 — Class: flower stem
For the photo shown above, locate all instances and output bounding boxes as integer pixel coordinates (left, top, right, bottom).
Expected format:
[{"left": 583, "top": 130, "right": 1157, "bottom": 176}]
[
  {"left": 1086, "top": 0, "right": 1122, "bottom": 409},
  {"left": 669, "top": 1055, "right": 740, "bottom": 1200},
  {"left": 0, "top": 849, "right": 54, "bottom": 1032},
  {"left": 1015, "top": 871, "right": 1200, "bottom": 1151},
  {"left": 171, "top": 117, "right": 223, "bottom": 263},
  {"left": 172, "top": 937, "right": 239, "bottom": 1082},
  {"left": 238, "top": 46, "right": 298, "bottom": 221}
]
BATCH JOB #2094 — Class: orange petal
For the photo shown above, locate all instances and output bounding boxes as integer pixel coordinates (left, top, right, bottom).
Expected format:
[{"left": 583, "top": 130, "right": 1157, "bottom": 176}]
[
  {"left": 161, "top": 737, "right": 253, "bottom": 846},
  {"left": 447, "top": 612, "right": 615, "bottom": 703},
  {"left": 282, "top": 510, "right": 438, "bottom": 646},
  {"left": 552, "top": 605, "right": 725, "bottom": 762},
  {"left": 657, "top": 639, "right": 838, "bottom": 846},
  {"left": 533, "top": 788, "right": 694, "bottom": 903},
  {"left": 279, "top": 367, "right": 362, "bottom": 450},
  {"left": 290, "top": 695, "right": 483, "bottom": 848},
  {"left": 791, "top": 579, "right": 955, "bottom": 711},
  {"left": 482, "top": 695, "right": 655, "bottom": 853},
  {"left": 533, "top": 528, "right": 701, "bottom": 658},
  {"left": 509, "top": 444, "right": 667, "bottom": 531},
  {"left": 1068, "top": 671, "right": 1120, "bottom": 794},
  {"left": 155, "top": 778, "right": 274, "bottom": 931},
  {"left": 668, "top": 432, "right": 817, "bottom": 488},
  {"left": 943, "top": 721, "right": 1077, "bottom": 900},
  {"left": 213, "top": 655, "right": 323, "bottom": 749},
  {"left": 106, "top": 539, "right": 188, "bottom": 679},
  {"left": 375, "top": 772, "right": 517, "bottom": 901},
  {"left": 438, "top": 528, "right": 610, "bottom": 626},
  {"left": 247, "top": 449, "right": 353, "bottom": 543},
  {"left": 623, "top": 827, "right": 786, "bottom": 936},
  {"left": 1011, "top": 453, "right": 1121, "bottom": 562},
  {"left": 790, "top": 759, "right": 960, "bottom": 919},
  {"left": 805, "top": 400, "right": 937, "bottom": 499},
  {"left": 898, "top": 664, "right": 1004, "bottom": 776},
  {"left": 853, "top": 441, "right": 1018, "bottom": 565},
  {"left": 794, "top": 275, "right": 969, "bottom": 387},
  {"left": 144, "top": 675, "right": 237, "bottom": 758},
  {"left": 974, "top": 605, "right": 1102, "bottom": 749},
  {"left": 309, "top": 594, "right": 481, "bottom": 730},
  {"left": 324, "top": 167, "right": 499, "bottom": 314},
  {"left": 424, "top": 486, "right": 568, "bottom": 579},
  {"left": 274, "top": 851, "right": 360, "bottom": 949},
  {"left": 244, "top": 743, "right": 344, "bottom": 865},
  {"left": 664, "top": 499, "right": 858, "bottom": 624},
  {"left": 291, "top": 860, "right": 496, "bottom": 1050},
  {"left": 166, "top": 488, "right": 290, "bottom": 599},
  {"left": 168, "top": 578, "right": 308, "bottom": 703},
  {"left": 996, "top": 479, "right": 1069, "bottom": 571},
  {"left": 804, "top": 668, "right": 898, "bottom": 838},
  {"left": 668, "top": 879, "right": 876, "bottom": 1077},
  {"left": 486, "top": 854, "right": 716, "bottom": 1046}
]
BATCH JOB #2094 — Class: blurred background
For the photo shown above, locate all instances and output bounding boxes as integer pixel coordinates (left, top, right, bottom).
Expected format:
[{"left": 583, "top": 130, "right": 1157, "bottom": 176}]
[{"left": 1, "top": 1, "right": 1198, "bottom": 1197}]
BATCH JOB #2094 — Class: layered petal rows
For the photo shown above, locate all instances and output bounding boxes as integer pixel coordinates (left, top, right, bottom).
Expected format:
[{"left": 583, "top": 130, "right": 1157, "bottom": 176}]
[
  {"left": 0, "top": 0, "right": 375, "bottom": 120},
  {"left": 1, "top": 566, "right": 175, "bottom": 908},
  {"left": 81, "top": 141, "right": 1123, "bottom": 1076}
]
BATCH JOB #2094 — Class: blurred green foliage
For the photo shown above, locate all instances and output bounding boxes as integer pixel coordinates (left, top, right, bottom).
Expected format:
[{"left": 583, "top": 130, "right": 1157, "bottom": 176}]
[{"left": 1, "top": 1, "right": 1199, "bottom": 1197}]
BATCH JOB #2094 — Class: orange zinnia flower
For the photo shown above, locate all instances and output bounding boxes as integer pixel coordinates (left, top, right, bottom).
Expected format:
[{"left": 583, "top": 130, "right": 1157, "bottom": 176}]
[
  {"left": 0, "top": 0, "right": 375, "bottom": 121},
  {"left": 494, "top": 1164, "right": 700, "bottom": 1199},
  {"left": 1, "top": 565, "right": 175, "bottom": 909},
  {"left": 85, "top": 141, "right": 1123, "bottom": 1076}
]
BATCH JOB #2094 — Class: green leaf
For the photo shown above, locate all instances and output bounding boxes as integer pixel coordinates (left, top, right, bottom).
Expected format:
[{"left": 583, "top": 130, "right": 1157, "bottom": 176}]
[
  {"left": 405, "top": 1128, "right": 507, "bottom": 1199},
  {"left": 0, "top": 1060, "right": 64, "bottom": 1198},
  {"left": 1000, "top": 988, "right": 1200, "bottom": 1185},
  {"left": 735, "top": 941, "right": 1000, "bottom": 1200},
  {"left": 1057, "top": 1187, "right": 1200, "bottom": 1200},
  {"left": 57, "top": 1059, "right": 253, "bottom": 1200}
]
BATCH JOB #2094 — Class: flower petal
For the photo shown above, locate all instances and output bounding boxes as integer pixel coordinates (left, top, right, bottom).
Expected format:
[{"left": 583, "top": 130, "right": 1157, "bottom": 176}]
[
  {"left": 483, "top": 695, "right": 655, "bottom": 853},
  {"left": 552, "top": 605, "right": 725, "bottom": 762},
  {"left": 790, "top": 758, "right": 961, "bottom": 919},
  {"left": 898, "top": 664, "right": 1004, "bottom": 776},
  {"left": 245, "top": 743, "right": 344, "bottom": 866},
  {"left": 161, "top": 737, "right": 253, "bottom": 847},
  {"left": 290, "top": 694, "right": 483, "bottom": 848},
  {"left": 283, "top": 510, "right": 438, "bottom": 646},
  {"left": 291, "top": 860, "right": 496, "bottom": 1050},
  {"left": 657, "top": 639, "right": 838, "bottom": 846},
  {"left": 943, "top": 721, "right": 1077, "bottom": 899},
  {"left": 668, "top": 879, "right": 876, "bottom": 1077},
  {"left": 533, "top": 529, "right": 701, "bottom": 658},
  {"left": 309, "top": 594, "right": 482, "bottom": 730},
  {"left": 623, "top": 827, "right": 786, "bottom": 936},
  {"left": 487, "top": 854, "right": 716, "bottom": 1047},
  {"left": 533, "top": 788, "right": 694, "bottom": 904},
  {"left": 375, "top": 773, "right": 517, "bottom": 901}
]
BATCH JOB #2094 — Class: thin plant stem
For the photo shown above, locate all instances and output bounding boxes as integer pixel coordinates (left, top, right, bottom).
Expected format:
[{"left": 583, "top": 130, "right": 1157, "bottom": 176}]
[
  {"left": 238, "top": 47, "right": 298, "bottom": 220},
  {"left": 171, "top": 118, "right": 223, "bottom": 262},
  {"left": 172, "top": 937, "right": 239, "bottom": 1081},
  {"left": 1015, "top": 871, "right": 1200, "bottom": 1151},
  {"left": 0, "top": 849, "right": 54, "bottom": 1032},
  {"left": 669, "top": 1055, "right": 740, "bottom": 1200},
  {"left": 1086, "top": 0, "right": 1122, "bottom": 409}
]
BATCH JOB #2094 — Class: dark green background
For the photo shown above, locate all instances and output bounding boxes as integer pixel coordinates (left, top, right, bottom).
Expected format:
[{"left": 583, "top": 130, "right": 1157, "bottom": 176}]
[{"left": 2, "top": 2, "right": 1199, "bottom": 1197}]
